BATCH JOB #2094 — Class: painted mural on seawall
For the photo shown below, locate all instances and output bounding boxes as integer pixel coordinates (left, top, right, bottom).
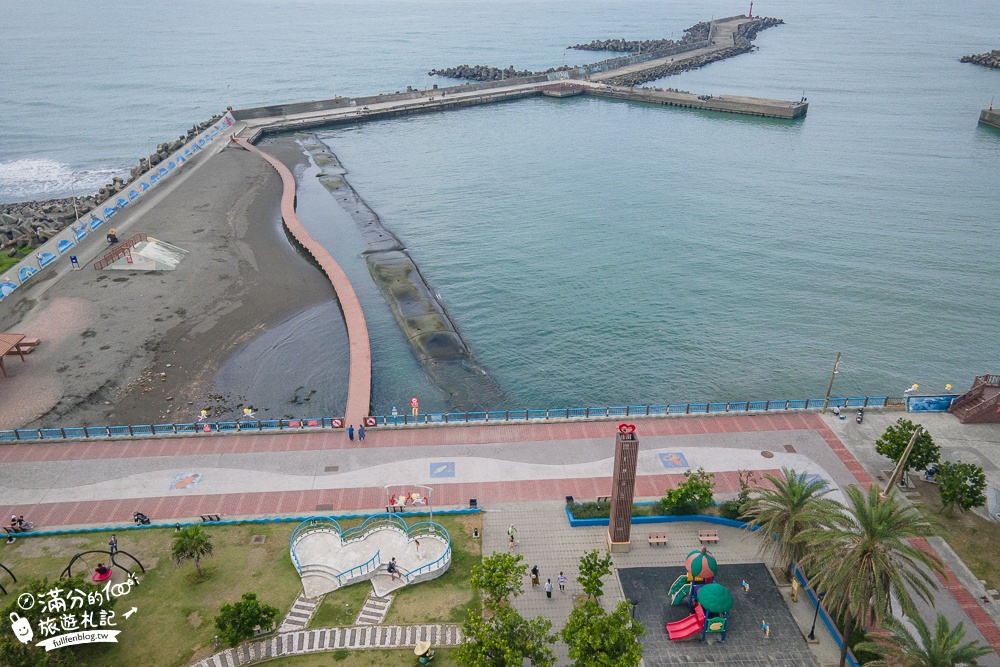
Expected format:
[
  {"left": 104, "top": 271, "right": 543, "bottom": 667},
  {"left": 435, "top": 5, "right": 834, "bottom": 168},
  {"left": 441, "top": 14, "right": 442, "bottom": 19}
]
[{"left": 0, "top": 113, "right": 235, "bottom": 301}]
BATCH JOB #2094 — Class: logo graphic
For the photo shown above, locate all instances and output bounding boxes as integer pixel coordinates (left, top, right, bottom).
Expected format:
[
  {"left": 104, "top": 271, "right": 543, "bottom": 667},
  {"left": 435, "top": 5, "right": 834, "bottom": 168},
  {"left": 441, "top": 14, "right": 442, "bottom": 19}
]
[
  {"left": 659, "top": 452, "right": 689, "bottom": 469},
  {"left": 618, "top": 423, "right": 636, "bottom": 434},
  {"left": 9, "top": 612, "right": 33, "bottom": 644}
]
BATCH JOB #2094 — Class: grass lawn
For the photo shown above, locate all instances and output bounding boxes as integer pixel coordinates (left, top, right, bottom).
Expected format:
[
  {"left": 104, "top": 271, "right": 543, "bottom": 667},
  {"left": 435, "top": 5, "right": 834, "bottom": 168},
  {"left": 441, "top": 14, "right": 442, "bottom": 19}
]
[
  {"left": 0, "top": 247, "right": 33, "bottom": 274},
  {"left": 1, "top": 523, "right": 301, "bottom": 667},
  {"left": 260, "top": 647, "right": 457, "bottom": 666},
  {"left": 0, "top": 513, "right": 481, "bottom": 666},
  {"left": 909, "top": 479, "right": 1000, "bottom": 593}
]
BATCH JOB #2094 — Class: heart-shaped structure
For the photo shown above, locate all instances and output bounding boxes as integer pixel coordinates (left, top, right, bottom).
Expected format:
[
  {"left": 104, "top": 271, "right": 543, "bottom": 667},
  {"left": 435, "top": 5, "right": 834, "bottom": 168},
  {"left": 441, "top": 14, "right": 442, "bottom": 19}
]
[{"left": 290, "top": 514, "right": 451, "bottom": 598}]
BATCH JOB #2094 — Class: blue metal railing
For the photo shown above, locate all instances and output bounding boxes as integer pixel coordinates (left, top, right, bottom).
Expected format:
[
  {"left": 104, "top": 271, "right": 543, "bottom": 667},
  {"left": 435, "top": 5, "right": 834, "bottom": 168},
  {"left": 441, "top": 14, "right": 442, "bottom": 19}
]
[
  {"left": 288, "top": 513, "right": 451, "bottom": 585},
  {"left": 0, "top": 396, "right": 898, "bottom": 443},
  {"left": 403, "top": 521, "right": 452, "bottom": 581}
]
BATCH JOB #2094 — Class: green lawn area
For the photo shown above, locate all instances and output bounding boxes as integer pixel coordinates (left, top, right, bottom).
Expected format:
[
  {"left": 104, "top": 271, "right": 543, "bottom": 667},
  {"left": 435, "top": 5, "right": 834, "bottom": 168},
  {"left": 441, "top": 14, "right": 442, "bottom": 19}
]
[
  {"left": 261, "top": 647, "right": 457, "bottom": 666},
  {"left": 0, "top": 247, "right": 33, "bottom": 274},
  {"left": 0, "top": 514, "right": 480, "bottom": 666},
  {"left": 910, "top": 479, "right": 1000, "bottom": 593}
]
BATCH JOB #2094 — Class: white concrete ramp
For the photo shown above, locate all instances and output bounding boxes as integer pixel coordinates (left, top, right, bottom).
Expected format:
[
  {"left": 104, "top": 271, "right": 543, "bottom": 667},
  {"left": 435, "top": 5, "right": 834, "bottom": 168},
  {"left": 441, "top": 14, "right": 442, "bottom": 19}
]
[{"left": 291, "top": 517, "right": 451, "bottom": 599}]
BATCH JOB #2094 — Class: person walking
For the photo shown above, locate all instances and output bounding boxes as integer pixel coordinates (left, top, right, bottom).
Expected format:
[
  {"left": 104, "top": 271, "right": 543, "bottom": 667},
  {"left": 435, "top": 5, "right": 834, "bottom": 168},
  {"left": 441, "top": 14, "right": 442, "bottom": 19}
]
[
  {"left": 545, "top": 579, "right": 553, "bottom": 599},
  {"left": 507, "top": 524, "right": 517, "bottom": 544},
  {"left": 358, "top": 425, "right": 366, "bottom": 441},
  {"left": 508, "top": 533, "right": 515, "bottom": 552},
  {"left": 531, "top": 565, "right": 540, "bottom": 588},
  {"left": 108, "top": 534, "right": 118, "bottom": 555},
  {"left": 558, "top": 572, "right": 567, "bottom": 592},
  {"left": 348, "top": 425, "right": 355, "bottom": 441}
]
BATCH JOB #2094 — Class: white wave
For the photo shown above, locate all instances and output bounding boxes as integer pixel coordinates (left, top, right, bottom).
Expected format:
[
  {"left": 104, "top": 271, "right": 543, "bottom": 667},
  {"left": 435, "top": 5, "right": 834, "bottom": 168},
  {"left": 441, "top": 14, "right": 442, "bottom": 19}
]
[{"left": 0, "top": 157, "right": 121, "bottom": 202}]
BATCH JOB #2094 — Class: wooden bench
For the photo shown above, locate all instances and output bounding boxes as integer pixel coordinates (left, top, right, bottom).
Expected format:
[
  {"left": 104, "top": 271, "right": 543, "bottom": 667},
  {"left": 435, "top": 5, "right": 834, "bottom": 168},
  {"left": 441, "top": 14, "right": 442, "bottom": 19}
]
[
  {"left": 698, "top": 529, "right": 719, "bottom": 544},
  {"left": 648, "top": 532, "right": 669, "bottom": 546},
  {"left": 199, "top": 513, "right": 222, "bottom": 522},
  {"left": 386, "top": 505, "right": 405, "bottom": 513},
  {"left": 596, "top": 495, "right": 611, "bottom": 504}
]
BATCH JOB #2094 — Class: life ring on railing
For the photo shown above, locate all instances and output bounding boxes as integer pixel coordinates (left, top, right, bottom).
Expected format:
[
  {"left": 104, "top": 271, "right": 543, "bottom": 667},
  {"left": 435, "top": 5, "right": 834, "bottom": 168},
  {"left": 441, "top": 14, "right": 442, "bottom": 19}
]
[
  {"left": 331, "top": 418, "right": 344, "bottom": 429},
  {"left": 363, "top": 416, "right": 376, "bottom": 428}
]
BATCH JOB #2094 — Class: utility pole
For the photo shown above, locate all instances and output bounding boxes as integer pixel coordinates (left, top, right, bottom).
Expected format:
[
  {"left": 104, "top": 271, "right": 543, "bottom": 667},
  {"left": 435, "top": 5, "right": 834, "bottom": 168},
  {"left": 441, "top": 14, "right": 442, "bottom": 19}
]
[
  {"left": 821, "top": 352, "right": 842, "bottom": 413},
  {"left": 882, "top": 427, "right": 922, "bottom": 498}
]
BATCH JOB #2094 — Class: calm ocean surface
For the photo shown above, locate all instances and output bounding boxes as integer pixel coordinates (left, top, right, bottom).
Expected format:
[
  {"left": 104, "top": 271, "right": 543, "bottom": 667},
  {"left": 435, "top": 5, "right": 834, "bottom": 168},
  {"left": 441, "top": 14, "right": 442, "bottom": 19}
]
[{"left": 3, "top": 0, "right": 999, "bottom": 412}]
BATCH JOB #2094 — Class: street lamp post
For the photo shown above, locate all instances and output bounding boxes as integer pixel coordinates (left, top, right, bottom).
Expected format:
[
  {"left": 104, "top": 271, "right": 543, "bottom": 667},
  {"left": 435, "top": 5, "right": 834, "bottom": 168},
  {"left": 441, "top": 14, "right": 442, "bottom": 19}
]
[{"left": 808, "top": 591, "right": 826, "bottom": 641}]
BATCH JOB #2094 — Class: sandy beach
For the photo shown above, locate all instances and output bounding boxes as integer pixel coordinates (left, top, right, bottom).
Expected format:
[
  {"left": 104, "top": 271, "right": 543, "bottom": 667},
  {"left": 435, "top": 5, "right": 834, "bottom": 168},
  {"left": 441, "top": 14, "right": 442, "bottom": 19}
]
[{"left": 0, "top": 136, "right": 343, "bottom": 429}]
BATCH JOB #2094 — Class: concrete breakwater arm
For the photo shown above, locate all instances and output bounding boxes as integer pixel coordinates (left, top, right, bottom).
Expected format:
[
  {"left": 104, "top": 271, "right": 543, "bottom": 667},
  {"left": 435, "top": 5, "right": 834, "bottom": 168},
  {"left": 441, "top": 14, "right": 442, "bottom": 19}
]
[
  {"left": 234, "top": 138, "right": 372, "bottom": 422},
  {"left": 298, "top": 136, "right": 508, "bottom": 411},
  {"left": 961, "top": 50, "right": 1000, "bottom": 68}
]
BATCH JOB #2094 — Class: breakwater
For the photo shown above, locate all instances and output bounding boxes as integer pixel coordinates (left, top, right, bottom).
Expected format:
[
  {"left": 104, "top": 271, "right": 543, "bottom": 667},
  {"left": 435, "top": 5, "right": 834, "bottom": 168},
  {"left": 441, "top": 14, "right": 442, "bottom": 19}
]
[
  {"left": 427, "top": 17, "right": 785, "bottom": 86},
  {"left": 0, "top": 114, "right": 229, "bottom": 262},
  {"left": 981, "top": 109, "right": 1000, "bottom": 130},
  {"left": 298, "top": 135, "right": 508, "bottom": 411},
  {"left": 961, "top": 50, "right": 1000, "bottom": 68}
]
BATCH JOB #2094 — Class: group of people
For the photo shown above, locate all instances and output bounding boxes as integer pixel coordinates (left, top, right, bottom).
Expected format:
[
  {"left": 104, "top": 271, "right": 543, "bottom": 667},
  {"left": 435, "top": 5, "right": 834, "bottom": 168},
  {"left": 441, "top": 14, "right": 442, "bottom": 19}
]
[
  {"left": 347, "top": 424, "right": 366, "bottom": 441},
  {"left": 530, "top": 564, "right": 567, "bottom": 599},
  {"left": 5, "top": 515, "right": 30, "bottom": 543}
]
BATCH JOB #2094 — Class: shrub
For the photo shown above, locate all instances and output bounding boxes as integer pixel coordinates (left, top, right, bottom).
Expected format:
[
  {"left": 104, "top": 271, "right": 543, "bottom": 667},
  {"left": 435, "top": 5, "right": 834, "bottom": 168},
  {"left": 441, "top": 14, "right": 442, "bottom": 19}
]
[{"left": 660, "top": 467, "right": 715, "bottom": 515}]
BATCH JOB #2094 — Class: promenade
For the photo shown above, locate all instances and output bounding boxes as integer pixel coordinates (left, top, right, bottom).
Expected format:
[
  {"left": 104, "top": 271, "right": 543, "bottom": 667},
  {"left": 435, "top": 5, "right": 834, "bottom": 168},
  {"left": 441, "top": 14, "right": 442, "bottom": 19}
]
[{"left": 2, "top": 411, "right": 1000, "bottom": 662}]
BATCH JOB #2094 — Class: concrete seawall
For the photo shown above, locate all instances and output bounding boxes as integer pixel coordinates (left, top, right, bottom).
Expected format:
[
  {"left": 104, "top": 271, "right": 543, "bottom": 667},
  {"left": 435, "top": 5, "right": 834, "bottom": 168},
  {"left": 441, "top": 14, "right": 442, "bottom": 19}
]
[
  {"left": 587, "top": 85, "right": 808, "bottom": 119},
  {"left": 980, "top": 109, "right": 1000, "bottom": 130}
]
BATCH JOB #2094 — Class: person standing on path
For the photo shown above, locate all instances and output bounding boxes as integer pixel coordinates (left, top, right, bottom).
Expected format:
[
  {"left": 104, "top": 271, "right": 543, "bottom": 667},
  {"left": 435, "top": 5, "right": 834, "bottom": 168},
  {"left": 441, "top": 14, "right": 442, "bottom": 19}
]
[
  {"left": 545, "top": 579, "right": 553, "bottom": 598},
  {"left": 558, "top": 572, "right": 567, "bottom": 592},
  {"left": 358, "top": 425, "right": 366, "bottom": 441},
  {"left": 508, "top": 533, "right": 515, "bottom": 552},
  {"left": 348, "top": 425, "right": 355, "bottom": 441},
  {"left": 531, "top": 565, "right": 540, "bottom": 587},
  {"left": 108, "top": 534, "right": 118, "bottom": 555}
]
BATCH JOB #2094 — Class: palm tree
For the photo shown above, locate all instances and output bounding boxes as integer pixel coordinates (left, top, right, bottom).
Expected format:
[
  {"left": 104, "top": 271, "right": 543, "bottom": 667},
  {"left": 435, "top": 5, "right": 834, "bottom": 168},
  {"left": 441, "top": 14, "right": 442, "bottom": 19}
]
[
  {"left": 172, "top": 525, "right": 213, "bottom": 577},
  {"left": 855, "top": 612, "right": 992, "bottom": 667},
  {"left": 741, "top": 467, "right": 841, "bottom": 577},
  {"left": 800, "top": 485, "right": 944, "bottom": 667}
]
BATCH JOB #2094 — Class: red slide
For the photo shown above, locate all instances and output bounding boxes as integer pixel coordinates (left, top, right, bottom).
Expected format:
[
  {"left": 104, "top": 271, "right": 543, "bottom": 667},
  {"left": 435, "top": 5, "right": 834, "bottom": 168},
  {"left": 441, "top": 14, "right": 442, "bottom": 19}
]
[{"left": 666, "top": 604, "right": 706, "bottom": 641}]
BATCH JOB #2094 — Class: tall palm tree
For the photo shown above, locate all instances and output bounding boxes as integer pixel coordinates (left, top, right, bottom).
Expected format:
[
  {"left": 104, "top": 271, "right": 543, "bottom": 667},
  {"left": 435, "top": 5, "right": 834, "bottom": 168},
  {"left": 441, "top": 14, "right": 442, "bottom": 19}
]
[
  {"left": 741, "top": 467, "right": 841, "bottom": 577},
  {"left": 800, "top": 484, "right": 944, "bottom": 667},
  {"left": 172, "top": 525, "right": 214, "bottom": 577},
  {"left": 855, "top": 612, "right": 992, "bottom": 667}
]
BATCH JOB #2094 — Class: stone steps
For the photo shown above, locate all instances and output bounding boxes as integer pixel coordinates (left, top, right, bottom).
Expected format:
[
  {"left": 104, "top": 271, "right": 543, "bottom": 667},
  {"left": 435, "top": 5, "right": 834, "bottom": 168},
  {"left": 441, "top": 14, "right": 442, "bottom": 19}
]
[
  {"left": 187, "top": 624, "right": 463, "bottom": 667},
  {"left": 277, "top": 592, "right": 324, "bottom": 633},
  {"left": 355, "top": 591, "right": 393, "bottom": 625}
]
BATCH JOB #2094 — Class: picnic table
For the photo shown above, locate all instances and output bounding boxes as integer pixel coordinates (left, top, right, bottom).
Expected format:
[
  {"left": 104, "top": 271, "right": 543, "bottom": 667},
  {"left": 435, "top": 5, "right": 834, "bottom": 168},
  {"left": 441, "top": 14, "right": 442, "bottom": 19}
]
[{"left": 0, "top": 333, "right": 27, "bottom": 377}]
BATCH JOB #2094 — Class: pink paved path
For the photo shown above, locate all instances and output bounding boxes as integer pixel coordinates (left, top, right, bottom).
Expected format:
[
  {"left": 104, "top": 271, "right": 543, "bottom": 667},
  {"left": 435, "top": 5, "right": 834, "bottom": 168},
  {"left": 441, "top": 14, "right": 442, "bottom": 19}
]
[
  {"left": 5, "top": 411, "right": 999, "bottom": 650},
  {"left": 234, "top": 137, "right": 372, "bottom": 423}
]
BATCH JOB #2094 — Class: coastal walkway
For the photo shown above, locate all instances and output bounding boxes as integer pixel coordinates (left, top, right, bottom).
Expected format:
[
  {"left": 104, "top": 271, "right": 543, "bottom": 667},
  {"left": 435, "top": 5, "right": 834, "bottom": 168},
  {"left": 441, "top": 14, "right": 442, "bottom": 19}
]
[
  {"left": 233, "top": 138, "right": 372, "bottom": 424},
  {"left": 2, "top": 411, "right": 999, "bottom": 657}
]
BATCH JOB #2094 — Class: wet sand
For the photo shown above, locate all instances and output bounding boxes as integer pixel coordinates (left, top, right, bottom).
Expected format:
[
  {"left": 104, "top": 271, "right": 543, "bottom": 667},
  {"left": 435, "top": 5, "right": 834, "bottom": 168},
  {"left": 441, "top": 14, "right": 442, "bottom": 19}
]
[{"left": 0, "top": 136, "right": 342, "bottom": 428}]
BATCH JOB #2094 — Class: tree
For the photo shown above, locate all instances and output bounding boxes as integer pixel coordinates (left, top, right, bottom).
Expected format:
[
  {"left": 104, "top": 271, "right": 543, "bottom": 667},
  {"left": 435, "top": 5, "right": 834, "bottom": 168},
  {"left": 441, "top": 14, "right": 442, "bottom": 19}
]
[
  {"left": 455, "top": 605, "right": 556, "bottom": 667},
  {"left": 719, "top": 469, "right": 756, "bottom": 520},
  {"left": 875, "top": 418, "right": 939, "bottom": 483},
  {"left": 937, "top": 461, "right": 987, "bottom": 513},
  {"left": 562, "top": 599, "right": 644, "bottom": 667},
  {"left": 0, "top": 576, "right": 116, "bottom": 667},
  {"left": 577, "top": 549, "right": 613, "bottom": 600},
  {"left": 800, "top": 485, "right": 944, "bottom": 667},
  {"left": 215, "top": 592, "right": 279, "bottom": 647},
  {"left": 741, "top": 467, "right": 841, "bottom": 577},
  {"left": 172, "top": 525, "right": 214, "bottom": 577},
  {"left": 854, "top": 612, "right": 992, "bottom": 667},
  {"left": 470, "top": 552, "right": 525, "bottom": 609},
  {"left": 660, "top": 467, "right": 715, "bottom": 515}
]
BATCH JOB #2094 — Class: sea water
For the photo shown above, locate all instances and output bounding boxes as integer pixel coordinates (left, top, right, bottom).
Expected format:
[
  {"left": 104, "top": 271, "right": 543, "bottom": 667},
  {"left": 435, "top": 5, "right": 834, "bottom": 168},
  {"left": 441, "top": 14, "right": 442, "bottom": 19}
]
[{"left": 3, "top": 0, "right": 999, "bottom": 412}]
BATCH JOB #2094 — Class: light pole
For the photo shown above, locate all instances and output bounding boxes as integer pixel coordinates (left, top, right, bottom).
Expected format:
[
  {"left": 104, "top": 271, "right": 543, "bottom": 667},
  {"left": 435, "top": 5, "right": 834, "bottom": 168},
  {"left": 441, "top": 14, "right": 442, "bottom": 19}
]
[{"left": 808, "top": 590, "right": 826, "bottom": 641}]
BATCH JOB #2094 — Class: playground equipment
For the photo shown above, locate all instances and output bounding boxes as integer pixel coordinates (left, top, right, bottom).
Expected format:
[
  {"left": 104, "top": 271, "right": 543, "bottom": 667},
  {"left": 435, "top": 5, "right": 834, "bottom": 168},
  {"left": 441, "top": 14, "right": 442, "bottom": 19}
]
[
  {"left": 669, "top": 548, "right": 719, "bottom": 606},
  {"left": 61, "top": 549, "right": 145, "bottom": 583},
  {"left": 666, "top": 547, "right": 732, "bottom": 642},
  {"left": 0, "top": 562, "right": 15, "bottom": 595}
]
